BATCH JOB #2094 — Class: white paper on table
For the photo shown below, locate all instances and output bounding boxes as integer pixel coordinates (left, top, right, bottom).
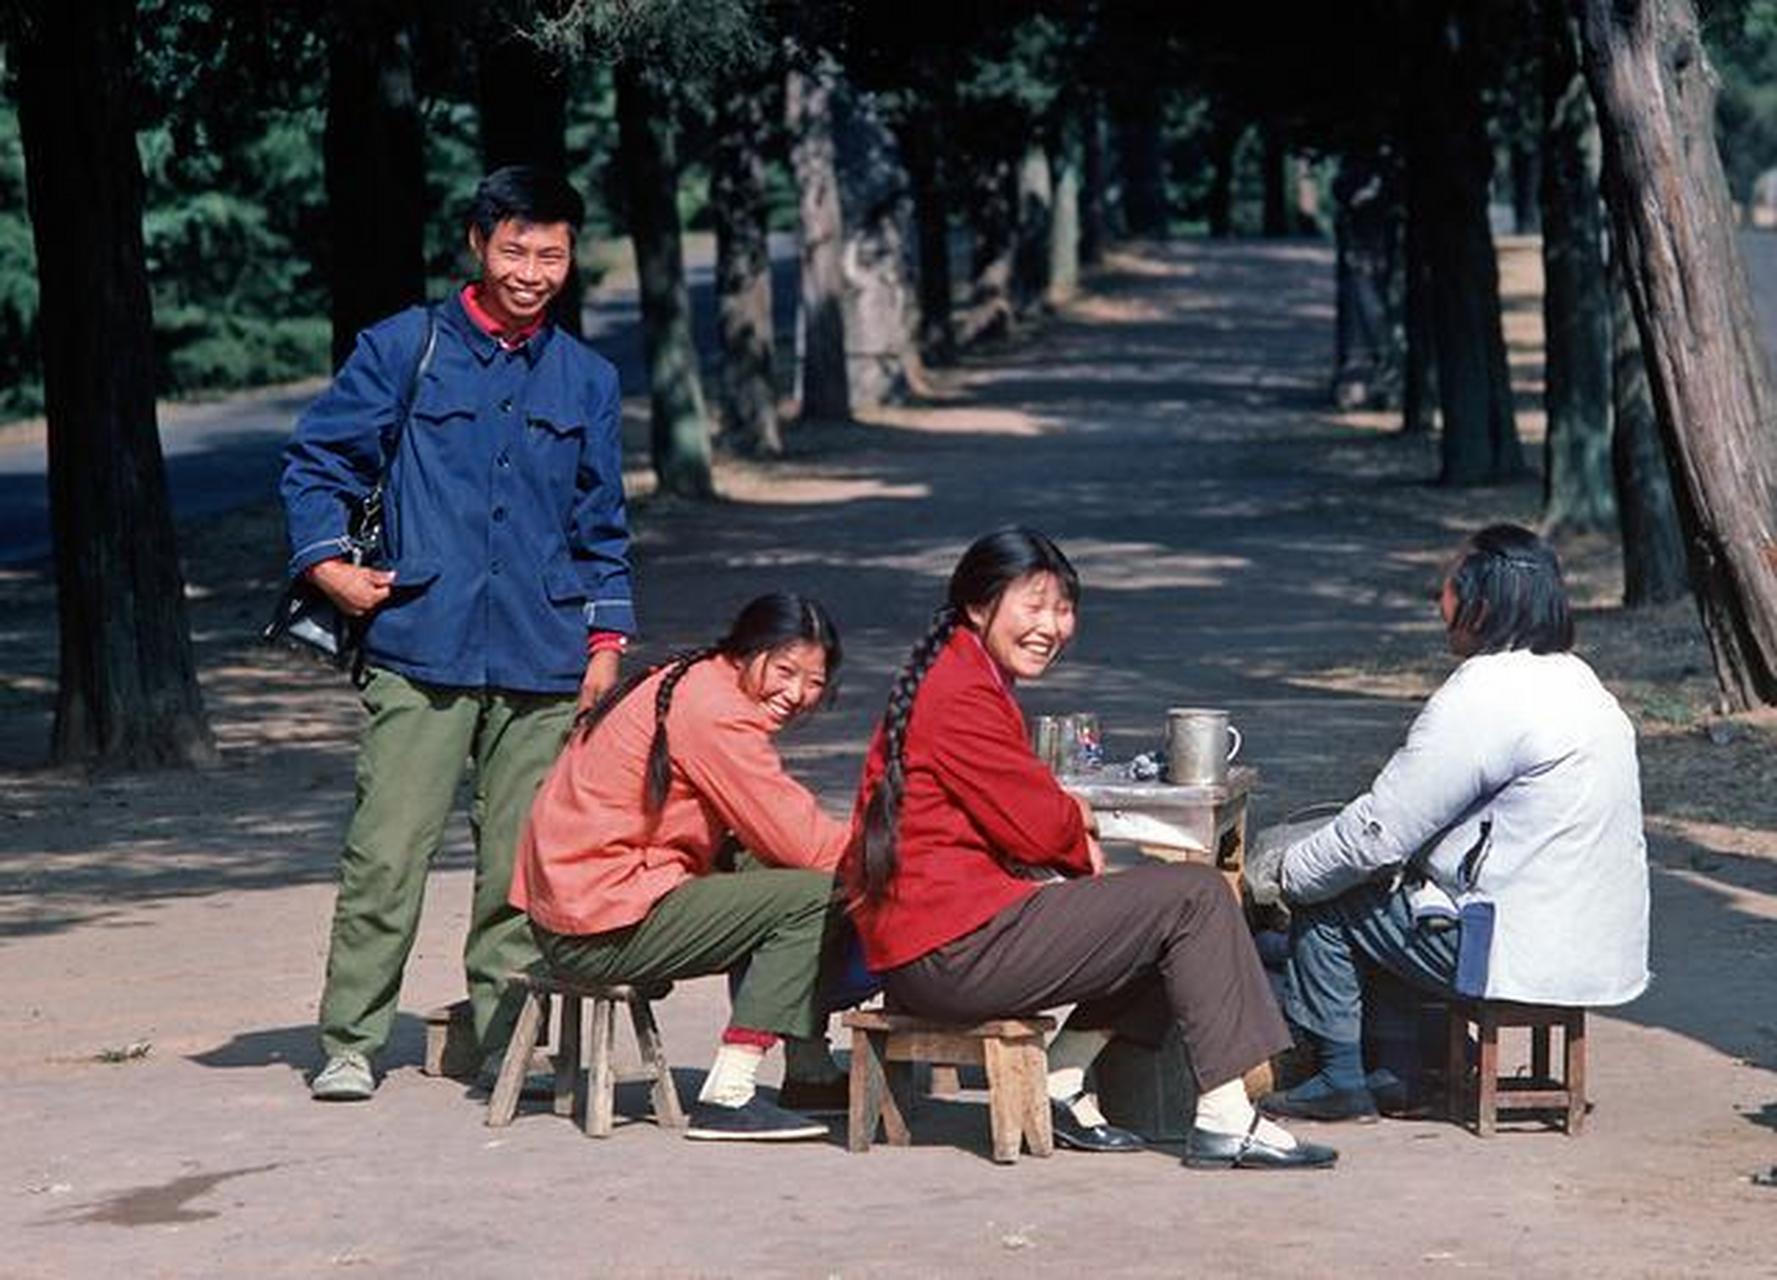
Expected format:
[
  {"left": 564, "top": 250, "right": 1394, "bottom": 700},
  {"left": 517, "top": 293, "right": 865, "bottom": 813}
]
[{"left": 1095, "top": 808, "right": 1209, "bottom": 855}]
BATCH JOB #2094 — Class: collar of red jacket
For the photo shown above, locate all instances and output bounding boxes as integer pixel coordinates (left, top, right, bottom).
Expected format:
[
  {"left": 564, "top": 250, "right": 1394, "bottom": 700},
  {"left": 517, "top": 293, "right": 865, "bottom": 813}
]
[{"left": 459, "top": 282, "right": 547, "bottom": 350}]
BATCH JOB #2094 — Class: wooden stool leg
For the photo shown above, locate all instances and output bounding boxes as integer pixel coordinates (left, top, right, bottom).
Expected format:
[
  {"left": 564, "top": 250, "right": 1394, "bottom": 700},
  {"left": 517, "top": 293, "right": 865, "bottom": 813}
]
[
  {"left": 554, "top": 993, "right": 582, "bottom": 1118},
  {"left": 982, "top": 1037, "right": 1026, "bottom": 1164},
  {"left": 1565, "top": 1012, "right": 1587, "bottom": 1136},
  {"left": 1531, "top": 1023, "right": 1551, "bottom": 1083},
  {"left": 628, "top": 998, "right": 684, "bottom": 1129},
  {"left": 1475, "top": 1011, "right": 1500, "bottom": 1138},
  {"left": 585, "top": 997, "right": 617, "bottom": 1138},
  {"left": 882, "top": 1055, "right": 914, "bottom": 1147},
  {"left": 848, "top": 1026, "right": 885, "bottom": 1152},
  {"left": 929, "top": 1065, "right": 962, "bottom": 1098},
  {"left": 1446, "top": 1005, "right": 1470, "bottom": 1124},
  {"left": 486, "top": 988, "right": 547, "bottom": 1128},
  {"left": 1016, "top": 1038, "right": 1053, "bottom": 1158}
]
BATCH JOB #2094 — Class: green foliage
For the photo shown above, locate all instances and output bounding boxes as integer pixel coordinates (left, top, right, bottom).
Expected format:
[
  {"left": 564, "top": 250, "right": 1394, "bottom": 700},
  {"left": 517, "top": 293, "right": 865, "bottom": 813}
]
[
  {"left": 0, "top": 100, "right": 41, "bottom": 418},
  {"left": 1705, "top": 0, "right": 1777, "bottom": 201}
]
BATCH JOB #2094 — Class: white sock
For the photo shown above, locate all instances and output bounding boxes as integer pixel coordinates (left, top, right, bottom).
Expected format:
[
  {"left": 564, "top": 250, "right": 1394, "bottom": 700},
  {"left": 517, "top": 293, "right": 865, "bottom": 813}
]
[
  {"left": 1047, "top": 1028, "right": 1112, "bottom": 1126},
  {"left": 1194, "top": 1077, "right": 1297, "bottom": 1149},
  {"left": 783, "top": 1035, "right": 842, "bottom": 1084},
  {"left": 698, "top": 1044, "right": 765, "bottom": 1106}
]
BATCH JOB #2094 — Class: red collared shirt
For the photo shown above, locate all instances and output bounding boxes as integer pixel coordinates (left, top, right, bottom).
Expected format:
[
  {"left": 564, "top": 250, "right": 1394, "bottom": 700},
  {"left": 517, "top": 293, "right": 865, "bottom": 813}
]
[{"left": 459, "top": 282, "right": 547, "bottom": 350}]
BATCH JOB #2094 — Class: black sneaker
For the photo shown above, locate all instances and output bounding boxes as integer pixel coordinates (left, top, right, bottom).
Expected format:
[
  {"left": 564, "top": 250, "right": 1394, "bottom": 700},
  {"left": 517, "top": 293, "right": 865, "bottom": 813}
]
[{"left": 685, "top": 1095, "right": 829, "bottom": 1141}]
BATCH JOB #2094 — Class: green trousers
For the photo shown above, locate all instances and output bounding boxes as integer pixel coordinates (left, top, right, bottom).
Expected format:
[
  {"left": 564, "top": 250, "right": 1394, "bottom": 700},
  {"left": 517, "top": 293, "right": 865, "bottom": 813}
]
[
  {"left": 535, "top": 869, "right": 842, "bottom": 1041},
  {"left": 318, "top": 667, "right": 573, "bottom": 1061}
]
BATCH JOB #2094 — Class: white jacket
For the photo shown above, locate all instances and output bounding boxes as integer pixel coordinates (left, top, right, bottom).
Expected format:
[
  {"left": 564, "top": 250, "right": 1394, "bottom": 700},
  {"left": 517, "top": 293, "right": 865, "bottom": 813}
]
[{"left": 1280, "top": 650, "right": 1650, "bottom": 1007}]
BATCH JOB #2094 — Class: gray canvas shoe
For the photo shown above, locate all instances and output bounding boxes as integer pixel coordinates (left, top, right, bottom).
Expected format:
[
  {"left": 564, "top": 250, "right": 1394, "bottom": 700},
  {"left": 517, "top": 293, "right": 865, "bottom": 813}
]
[{"left": 310, "top": 1051, "right": 375, "bottom": 1101}]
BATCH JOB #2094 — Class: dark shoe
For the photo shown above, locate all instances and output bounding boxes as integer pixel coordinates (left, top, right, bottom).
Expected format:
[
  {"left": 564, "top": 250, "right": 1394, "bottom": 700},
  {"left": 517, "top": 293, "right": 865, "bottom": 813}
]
[
  {"left": 775, "top": 1076, "right": 851, "bottom": 1116},
  {"left": 1257, "top": 1085, "right": 1379, "bottom": 1124},
  {"left": 1050, "top": 1096, "right": 1146, "bottom": 1152},
  {"left": 685, "top": 1095, "right": 829, "bottom": 1141},
  {"left": 1183, "top": 1118, "right": 1338, "bottom": 1171}
]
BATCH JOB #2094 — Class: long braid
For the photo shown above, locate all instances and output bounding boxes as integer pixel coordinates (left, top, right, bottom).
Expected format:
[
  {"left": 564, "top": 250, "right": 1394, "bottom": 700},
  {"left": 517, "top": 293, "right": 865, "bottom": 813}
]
[
  {"left": 860, "top": 606, "right": 960, "bottom": 901},
  {"left": 644, "top": 646, "right": 721, "bottom": 812}
]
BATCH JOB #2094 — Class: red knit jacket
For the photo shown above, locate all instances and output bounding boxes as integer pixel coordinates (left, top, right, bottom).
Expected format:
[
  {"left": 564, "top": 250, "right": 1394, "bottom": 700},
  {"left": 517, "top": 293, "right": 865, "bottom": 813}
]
[{"left": 846, "top": 629, "right": 1094, "bottom": 971}]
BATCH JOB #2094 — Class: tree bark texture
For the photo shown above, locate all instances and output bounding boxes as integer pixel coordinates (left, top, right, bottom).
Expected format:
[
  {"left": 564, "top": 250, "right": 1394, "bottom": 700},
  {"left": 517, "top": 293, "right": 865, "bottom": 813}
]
[
  {"left": 1115, "top": 97, "right": 1166, "bottom": 237},
  {"left": 1080, "top": 92, "right": 1109, "bottom": 267},
  {"left": 786, "top": 54, "right": 851, "bottom": 421},
  {"left": 832, "top": 78, "right": 923, "bottom": 406},
  {"left": 16, "top": 0, "right": 216, "bottom": 767},
  {"left": 900, "top": 105, "right": 956, "bottom": 364},
  {"left": 1332, "top": 152, "right": 1404, "bottom": 411},
  {"left": 1401, "top": 147, "right": 1439, "bottom": 434},
  {"left": 1510, "top": 136, "right": 1543, "bottom": 235},
  {"left": 1540, "top": 4, "right": 1615, "bottom": 534},
  {"left": 1610, "top": 253, "right": 1690, "bottom": 607},
  {"left": 1013, "top": 145, "right": 1053, "bottom": 313},
  {"left": 477, "top": 21, "right": 582, "bottom": 335},
  {"left": 324, "top": 0, "right": 426, "bottom": 368},
  {"left": 1047, "top": 110, "right": 1082, "bottom": 306},
  {"left": 1263, "top": 126, "right": 1290, "bottom": 237},
  {"left": 1579, "top": 0, "right": 1777, "bottom": 706},
  {"left": 711, "top": 68, "right": 781, "bottom": 456},
  {"left": 962, "top": 153, "right": 1016, "bottom": 344},
  {"left": 616, "top": 62, "right": 713, "bottom": 498},
  {"left": 1411, "top": 2, "right": 1524, "bottom": 484},
  {"left": 1207, "top": 116, "right": 1238, "bottom": 239}
]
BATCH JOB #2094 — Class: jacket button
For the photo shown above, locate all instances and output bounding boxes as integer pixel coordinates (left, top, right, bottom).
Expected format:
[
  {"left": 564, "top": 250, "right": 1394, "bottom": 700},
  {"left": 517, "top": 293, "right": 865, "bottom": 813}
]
[
  {"left": 490, "top": 558, "right": 502, "bottom": 574},
  {"left": 499, "top": 399, "right": 513, "bottom": 413},
  {"left": 492, "top": 506, "right": 507, "bottom": 523},
  {"left": 496, "top": 451, "right": 510, "bottom": 468}
]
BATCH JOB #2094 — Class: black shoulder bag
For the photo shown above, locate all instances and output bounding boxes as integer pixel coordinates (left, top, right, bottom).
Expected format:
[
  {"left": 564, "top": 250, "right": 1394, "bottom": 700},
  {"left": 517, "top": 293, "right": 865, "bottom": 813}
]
[{"left": 262, "top": 307, "right": 439, "bottom": 686}]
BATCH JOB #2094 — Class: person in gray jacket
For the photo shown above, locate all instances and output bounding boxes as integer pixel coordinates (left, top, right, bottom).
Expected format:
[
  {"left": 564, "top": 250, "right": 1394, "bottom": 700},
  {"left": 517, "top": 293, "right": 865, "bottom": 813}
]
[{"left": 1251, "top": 524, "right": 1650, "bottom": 1123}]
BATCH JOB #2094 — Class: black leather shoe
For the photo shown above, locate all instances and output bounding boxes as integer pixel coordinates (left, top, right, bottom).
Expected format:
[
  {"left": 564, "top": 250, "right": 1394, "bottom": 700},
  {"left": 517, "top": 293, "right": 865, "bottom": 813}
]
[
  {"left": 1257, "top": 1085, "right": 1380, "bottom": 1124},
  {"left": 1051, "top": 1096, "right": 1146, "bottom": 1152},
  {"left": 1183, "top": 1118, "right": 1338, "bottom": 1171}
]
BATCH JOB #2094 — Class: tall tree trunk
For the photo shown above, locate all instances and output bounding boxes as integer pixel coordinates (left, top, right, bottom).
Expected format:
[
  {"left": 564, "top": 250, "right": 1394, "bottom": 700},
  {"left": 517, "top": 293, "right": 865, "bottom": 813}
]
[
  {"left": 711, "top": 68, "right": 781, "bottom": 456},
  {"left": 1207, "top": 116, "right": 1239, "bottom": 239},
  {"left": 1402, "top": 143, "right": 1439, "bottom": 434},
  {"left": 1115, "top": 96, "right": 1166, "bottom": 237},
  {"left": 1413, "top": 2, "right": 1524, "bottom": 484},
  {"left": 1047, "top": 109, "right": 1082, "bottom": 306},
  {"left": 1610, "top": 253, "right": 1690, "bottom": 607},
  {"left": 324, "top": 0, "right": 425, "bottom": 367},
  {"left": 16, "top": 0, "right": 215, "bottom": 768},
  {"left": 1013, "top": 145, "right": 1053, "bottom": 314},
  {"left": 786, "top": 53, "right": 851, "bottom": 421},
  {"left": 902, "top": 113, "right": 956, "bottom": 364},
  {"left": 477, "top": 22, "right": 581, "bottom": 335},
  {"left": 1579, "top": 0, "right": 1777, "bottom": 707},
  {"left": 1080, "top": 90, "right": 1109, "bottom": 267},
  {"left": 1332, "top": 152, "right": 1404, "bottom": 410},
  {"left": 962, "top": 153, "right": 1016, "bottom": 344},
  {"left": 1540, "top": 3, "right": 1615, "bottom": 534},
  {"left": 1510, "top": 136, "right": 1542, "bottom": 235},
  {"left": 616, "top": 62, "right": 713, "bottom": 498},
  {"left": 1263, "top": 126, "right": 1290, "bottom": 237}
]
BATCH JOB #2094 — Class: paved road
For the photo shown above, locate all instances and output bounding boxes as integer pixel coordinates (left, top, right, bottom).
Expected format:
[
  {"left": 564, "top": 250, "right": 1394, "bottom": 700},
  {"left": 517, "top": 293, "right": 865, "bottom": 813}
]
[{"left": 0, "top": 234, "right": 800, "bottom": 564}]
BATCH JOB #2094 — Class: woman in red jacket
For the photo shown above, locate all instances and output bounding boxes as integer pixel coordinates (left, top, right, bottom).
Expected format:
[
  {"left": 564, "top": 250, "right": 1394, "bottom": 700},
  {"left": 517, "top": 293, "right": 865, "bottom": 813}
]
[
  {"left": 513, "top": 594, "right": 853, "bottom": 1142},
  {"left": 847, "top": 529, "right": 1335, "bottom": 1170}
]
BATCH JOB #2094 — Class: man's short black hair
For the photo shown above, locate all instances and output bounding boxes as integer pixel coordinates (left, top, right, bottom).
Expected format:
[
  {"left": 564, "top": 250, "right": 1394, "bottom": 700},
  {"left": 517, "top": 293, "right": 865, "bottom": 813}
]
[
  {"left": 1446, "top": 523, "right": 1575, "bottom": 655},
  {"left": 468, "top": 165, "right": 585, "bottom": 240}
]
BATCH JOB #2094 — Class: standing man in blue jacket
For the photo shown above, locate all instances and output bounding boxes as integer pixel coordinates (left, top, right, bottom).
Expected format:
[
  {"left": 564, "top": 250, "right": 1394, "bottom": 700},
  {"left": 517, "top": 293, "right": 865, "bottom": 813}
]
[{"left": 282, "top": 167, "right": 635, "bottom": 1101}]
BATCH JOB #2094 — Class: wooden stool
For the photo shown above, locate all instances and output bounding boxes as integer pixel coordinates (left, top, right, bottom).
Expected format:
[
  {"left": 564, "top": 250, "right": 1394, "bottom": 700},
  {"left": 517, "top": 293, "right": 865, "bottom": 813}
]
[
  {"left": 422, "top": 999, "right": 480, "bottom": 1080},
  {"left": 485, "top": 973, "right": 685, "bottom": 1138},
  {"left": 843, "top": 1010, "right": 1055, "bottom": 1164},
  {"left": 1445, "top": 999, "right": 1587, "bottom": 1136}
]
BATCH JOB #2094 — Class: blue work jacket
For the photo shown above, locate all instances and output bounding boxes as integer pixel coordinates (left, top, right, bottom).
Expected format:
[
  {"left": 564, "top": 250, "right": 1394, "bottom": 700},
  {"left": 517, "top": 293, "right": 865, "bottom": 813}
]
[{"left": 280, "top": 294, "right": 636, "bottom": 694}]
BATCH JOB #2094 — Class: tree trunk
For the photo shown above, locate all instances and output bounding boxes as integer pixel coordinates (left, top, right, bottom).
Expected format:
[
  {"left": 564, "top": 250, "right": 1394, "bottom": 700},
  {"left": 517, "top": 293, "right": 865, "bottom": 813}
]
[
  {"left": 1413, "top": 2, "right": 1524, "bottom": 484},
  {"left": 1401, "top": 144, "right": 1439, "bottom": 434},
  {"left": 1013, "top": 145, "right": 1053, "bottom": 314},
  {"left": 477, "top": 22, "right": 581, "bottom": 335},
  {"left": 1047, "top": 110, "right": 1082, "bottom": 306},
  {"left": 901, "top": 108, "right": 956, "bottom": 364},
  {"left": 1610, "top": 253, "right": 1690, "bottom": 607},
  {"left": 324, "top": 0, "right": 426, "bottom": 367},
  {"left": 832, "top": 77, "right": 923, "bottom": 406},
  {"left": 1115, "top": 96, "right": 1166, "bottom": 237},
  {"left": 1332, "top": 152, "right": 1404, "bottom": 410},
  {"left": 1579, "top": 0, "right": 1777, "bottom": 706},
  {"left": 1263, "top": 127, "right": 1290, "bottom": 237},
  {"left": 16, "top": 0, "right": 215, "bottom": 768},
  {"left": 1207, "top": 116, "right": 1238, "bottom": 239},
  {"left": 786, "top": 53, "right": 851, "bottom": 421},
  {"left": 962, "top": 153, "right": 1016, "bottom": 344},
  {"left": 1080, "top": 91, "right": 1109, "bottom": 267},
  {"left": 616, "top": 62, "right": 713, "bottom": 498},
  {"left": 711, "top": 68, "right": 781, "bottom": 456},
  {"left": 1510, "top": 136, "right": 1542, "bottom": 235},
  {"left": 1540, "top": 3, "right": 1615, "bottom": 534}
]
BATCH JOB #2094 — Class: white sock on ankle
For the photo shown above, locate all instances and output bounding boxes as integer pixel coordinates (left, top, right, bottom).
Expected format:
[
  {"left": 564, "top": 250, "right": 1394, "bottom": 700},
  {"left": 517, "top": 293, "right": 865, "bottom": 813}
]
[
  {"left": 1047, "top": 1028, "right": 1113, "bottom": 1127},
  {"left": 1194, "top": 1077, "right": 1297, "bottom": 1149},
  {"left": 698, "top": 1044, "right": 765, "bottom": 1106}
]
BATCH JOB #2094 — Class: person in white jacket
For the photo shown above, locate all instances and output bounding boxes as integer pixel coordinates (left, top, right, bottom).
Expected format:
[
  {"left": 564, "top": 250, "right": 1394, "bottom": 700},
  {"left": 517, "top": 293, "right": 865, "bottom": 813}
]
[{"left": 1253, "top": 524, "right": 1650, "bottom": 1123}]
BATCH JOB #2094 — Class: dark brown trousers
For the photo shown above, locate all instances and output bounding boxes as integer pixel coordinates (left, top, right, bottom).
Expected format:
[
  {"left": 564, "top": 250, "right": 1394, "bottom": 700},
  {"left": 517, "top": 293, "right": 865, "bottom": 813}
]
[{"left": 884, "top": 862, "right": 1291, "bottom": 1090}]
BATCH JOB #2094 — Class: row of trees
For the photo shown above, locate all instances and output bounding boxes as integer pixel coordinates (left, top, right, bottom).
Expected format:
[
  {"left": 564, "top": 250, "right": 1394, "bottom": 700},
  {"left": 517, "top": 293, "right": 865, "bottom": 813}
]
[{"left": 4, "top": 0, "right": 1777, "bottom": 768}]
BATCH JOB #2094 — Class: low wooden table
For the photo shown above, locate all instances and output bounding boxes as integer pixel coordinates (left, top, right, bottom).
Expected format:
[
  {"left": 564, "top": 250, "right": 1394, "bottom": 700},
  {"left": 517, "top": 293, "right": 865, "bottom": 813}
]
[{"left": 1063, "top": 764, "right": 1256, "bottom": 897}]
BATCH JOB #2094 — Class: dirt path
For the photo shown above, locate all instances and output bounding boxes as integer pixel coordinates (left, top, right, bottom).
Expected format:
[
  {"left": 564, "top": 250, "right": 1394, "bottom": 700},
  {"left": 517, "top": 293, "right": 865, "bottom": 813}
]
[{"left": 2, "top": 240, "right": 1774, "bottom": 1277}]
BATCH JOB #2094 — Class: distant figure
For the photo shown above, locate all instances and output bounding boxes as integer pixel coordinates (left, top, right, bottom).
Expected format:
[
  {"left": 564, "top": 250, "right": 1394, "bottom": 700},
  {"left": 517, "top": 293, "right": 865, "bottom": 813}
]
[
  {"left": 1251, "top": 524, "right": 1650, "bottom": 1124},
  {"left": 282, "top": 166, "right": 634, "bottom": 1102},
  {"left": 512, "top": 595, "right": 853, "bottom": 1141},
  {"left": 846, "top": 528, "right": 1336, "bottom": 1171}
]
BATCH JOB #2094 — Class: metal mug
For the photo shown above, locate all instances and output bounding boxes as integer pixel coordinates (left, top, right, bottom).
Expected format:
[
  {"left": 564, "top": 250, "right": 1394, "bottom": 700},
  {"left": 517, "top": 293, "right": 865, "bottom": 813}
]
[
  {"left": 1030, "top": 714, "right": 1067, "bottom": 772},
  {"left": 1164, "top": 707, "right": 1242, "bottom": 786}
]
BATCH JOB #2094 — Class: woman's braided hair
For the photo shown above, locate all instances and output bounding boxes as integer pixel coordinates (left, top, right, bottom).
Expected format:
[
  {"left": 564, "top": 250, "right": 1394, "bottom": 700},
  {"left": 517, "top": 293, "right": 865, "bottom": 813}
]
[
  {"left": 573, "top": 593, "right": 842, "bottom": 815},
  {"left": 856, "top": 527, "right": 1079, "bottom": 901}
]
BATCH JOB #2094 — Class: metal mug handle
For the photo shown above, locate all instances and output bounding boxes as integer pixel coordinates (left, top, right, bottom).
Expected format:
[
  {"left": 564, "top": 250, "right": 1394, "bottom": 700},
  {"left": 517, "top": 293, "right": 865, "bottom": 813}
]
[{"left": 1226, "top": 725, "right": 1243, "bottom": 762}]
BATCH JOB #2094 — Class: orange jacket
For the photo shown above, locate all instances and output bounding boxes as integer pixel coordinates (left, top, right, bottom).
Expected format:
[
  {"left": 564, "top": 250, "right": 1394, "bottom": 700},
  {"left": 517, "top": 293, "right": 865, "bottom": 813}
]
[{"left": 512, "top": 656, "right": 851, "bottom": 936}]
